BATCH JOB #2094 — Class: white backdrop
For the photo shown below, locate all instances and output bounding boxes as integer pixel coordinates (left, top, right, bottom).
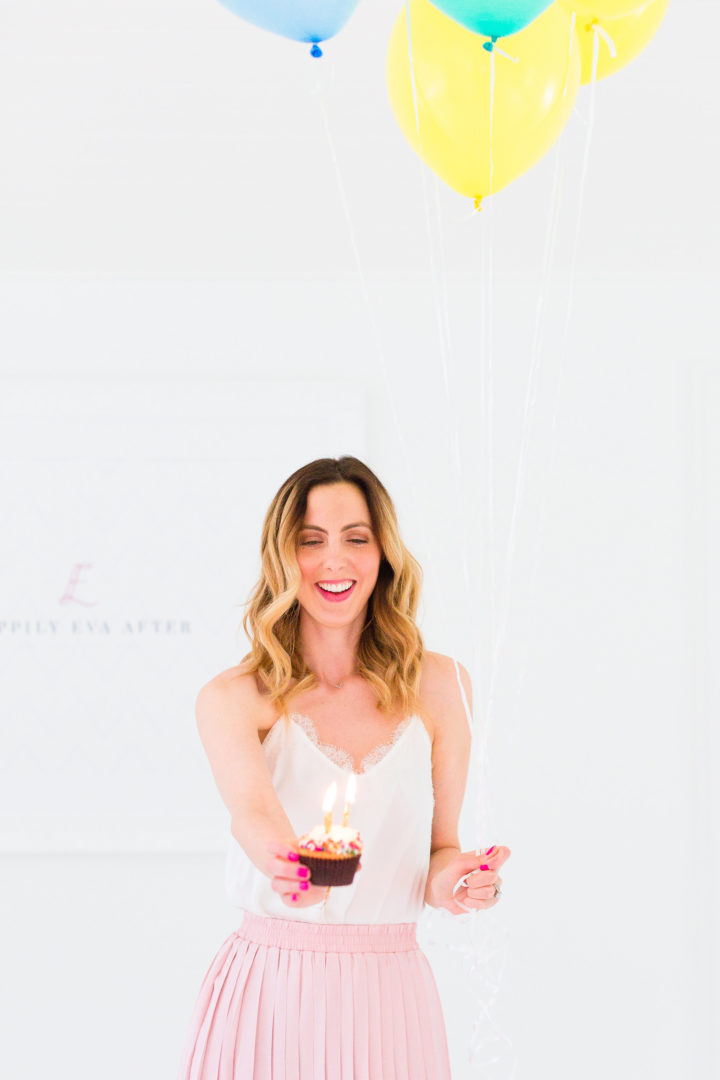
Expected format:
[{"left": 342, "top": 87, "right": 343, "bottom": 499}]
[
  {"left": 0, "top": 377, "right": 365, "bottom": 851},
  {"left": 0, "top": 0, "right": 717, "bottom": 1077}
]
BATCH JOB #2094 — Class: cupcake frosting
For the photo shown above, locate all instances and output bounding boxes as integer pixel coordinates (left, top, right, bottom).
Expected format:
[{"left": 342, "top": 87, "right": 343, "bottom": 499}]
[{"left": 298, "top": 823, "right": 363, "bottom": 856}]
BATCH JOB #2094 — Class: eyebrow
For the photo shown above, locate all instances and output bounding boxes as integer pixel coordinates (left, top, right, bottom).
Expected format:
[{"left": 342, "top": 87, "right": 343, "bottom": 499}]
[{"left": 300, "top": 522, "right": 372, "bottom": 533}]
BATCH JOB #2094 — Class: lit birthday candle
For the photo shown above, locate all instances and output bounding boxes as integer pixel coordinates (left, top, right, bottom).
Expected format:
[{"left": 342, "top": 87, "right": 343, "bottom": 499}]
[
  {"left": 341, "top": 772, "right": 357, "bottom": 827},
  {"left": 322, "top": 781, "right": 337, "bottom": 834}
]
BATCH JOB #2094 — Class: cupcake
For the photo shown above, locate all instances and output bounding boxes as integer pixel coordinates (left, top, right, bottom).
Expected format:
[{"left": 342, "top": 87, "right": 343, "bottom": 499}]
[{"left": 296, "top": 823, "right": 363, "bottom": 886}]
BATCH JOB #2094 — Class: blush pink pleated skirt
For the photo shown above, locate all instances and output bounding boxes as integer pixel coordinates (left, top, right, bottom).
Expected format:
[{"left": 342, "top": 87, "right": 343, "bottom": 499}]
[{"left": 176, "top": 909, "right": 452, "bottom": 1079}]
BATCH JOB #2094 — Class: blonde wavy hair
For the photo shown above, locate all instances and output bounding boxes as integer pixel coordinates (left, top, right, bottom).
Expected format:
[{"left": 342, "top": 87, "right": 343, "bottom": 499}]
[{"left": 237, "top": 456, "right": 427, "bottom": 724}]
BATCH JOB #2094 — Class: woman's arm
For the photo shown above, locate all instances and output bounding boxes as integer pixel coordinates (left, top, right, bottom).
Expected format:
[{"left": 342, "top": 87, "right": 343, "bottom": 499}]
[
  {"left": 196, "top": 674, "right": 362, "bottom": 909},
  {"left": 195, "top": 675, "right": 297, "bottom": 877},
  {"left": 422, "top": 653, "right": 473, "bottom": 908}
]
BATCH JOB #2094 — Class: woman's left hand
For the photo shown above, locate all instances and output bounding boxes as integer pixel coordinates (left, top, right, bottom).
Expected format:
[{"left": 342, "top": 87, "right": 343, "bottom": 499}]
[{"left": 429, "top": 845, "right": 511, "bottom": 915}]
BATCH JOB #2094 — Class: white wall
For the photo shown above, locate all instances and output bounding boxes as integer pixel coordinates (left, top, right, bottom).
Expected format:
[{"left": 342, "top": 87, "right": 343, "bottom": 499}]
[{"left": 1, "top": 0, "right": 717, "bottom": 1077}]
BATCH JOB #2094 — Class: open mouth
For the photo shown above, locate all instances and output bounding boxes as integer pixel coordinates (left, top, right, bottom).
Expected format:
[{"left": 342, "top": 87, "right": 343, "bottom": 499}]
[{"left": 314, "top": 580, "right": 357, "bottom": 602}]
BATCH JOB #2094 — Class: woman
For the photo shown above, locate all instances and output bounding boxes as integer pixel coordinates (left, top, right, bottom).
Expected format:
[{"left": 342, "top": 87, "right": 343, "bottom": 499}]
[{"left": 177, "top": 455, "right": 510, "bottom": 1079}]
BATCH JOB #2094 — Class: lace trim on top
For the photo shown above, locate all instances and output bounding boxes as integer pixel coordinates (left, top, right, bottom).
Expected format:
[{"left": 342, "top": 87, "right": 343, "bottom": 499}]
[{"left": 289, "top": 712, "right": 414, "bottom": 775}]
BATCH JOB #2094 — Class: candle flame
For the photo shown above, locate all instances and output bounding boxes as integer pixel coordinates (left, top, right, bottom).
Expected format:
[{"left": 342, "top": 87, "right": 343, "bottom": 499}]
[{"left": 322, "top": 781, "right": 337, "bottom": 813}]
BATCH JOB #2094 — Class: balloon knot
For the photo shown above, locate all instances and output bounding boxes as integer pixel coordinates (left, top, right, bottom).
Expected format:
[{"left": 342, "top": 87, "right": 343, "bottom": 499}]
[
  {"left": 482, "top": 36, "right": 497, "bottom": 53},
  {"left": 310, "top": 43, "right": 322, "bottom": 58},
  {"left": 473, "top": 195, "right": 484, "bottom": 212},
  {"left": 588, "top": 19, "right": 617, "bottom": 58}
]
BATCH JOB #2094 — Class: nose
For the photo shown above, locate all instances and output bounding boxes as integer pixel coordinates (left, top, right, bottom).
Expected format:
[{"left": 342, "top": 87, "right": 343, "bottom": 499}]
[
  {"left": 323, "top": 538, "right": 348, "bottom": 572},
  {"left": 323, "top": 556, "right": 347, "bottom": 572}
]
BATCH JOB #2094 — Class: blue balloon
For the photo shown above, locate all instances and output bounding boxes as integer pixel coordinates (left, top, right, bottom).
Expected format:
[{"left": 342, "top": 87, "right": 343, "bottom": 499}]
[
  {"left": 215, "top": 0, "right": 361, "bottom": 55},
  {"left": 428, "top": 0, "right": 552, "bottom": 39}
]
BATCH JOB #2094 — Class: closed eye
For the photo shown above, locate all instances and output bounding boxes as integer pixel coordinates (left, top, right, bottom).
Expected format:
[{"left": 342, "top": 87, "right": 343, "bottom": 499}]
[{"left": 300, "top": 539, "right": 368, "bottom": 546}]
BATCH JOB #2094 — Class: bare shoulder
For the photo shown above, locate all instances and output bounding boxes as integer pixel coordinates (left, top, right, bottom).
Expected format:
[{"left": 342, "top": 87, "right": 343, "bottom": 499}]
[
  {"left": 193, "top": 661, "right": 289, "bottom": 827},
  {"left": 418, "top": 650, "right": 473, "bottom": 740},
  {"left": 195, "top": 660, "right": 276, "bottom": 734}
]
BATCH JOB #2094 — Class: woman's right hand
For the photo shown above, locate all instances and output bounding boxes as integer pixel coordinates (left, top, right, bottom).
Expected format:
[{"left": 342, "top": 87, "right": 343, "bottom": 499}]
[{"left": 266, "top": 838, "right": 362, "bottom": 909}]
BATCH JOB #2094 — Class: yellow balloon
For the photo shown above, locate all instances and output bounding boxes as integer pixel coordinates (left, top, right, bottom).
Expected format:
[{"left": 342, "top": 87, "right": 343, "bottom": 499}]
[
  {"left": 386, "top": 0, "right": 581, "bottom": 203},
  {"left": 569, "top": 0, "right": 669, "bottom": 82},
  {"left": 568, "top": 0, "right": 658, "bottom": 16}
]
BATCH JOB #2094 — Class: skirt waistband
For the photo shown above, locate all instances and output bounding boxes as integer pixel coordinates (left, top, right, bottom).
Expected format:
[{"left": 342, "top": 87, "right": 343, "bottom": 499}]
[{"left": 237, "top": 909, "right": 419, "bottom": 953}]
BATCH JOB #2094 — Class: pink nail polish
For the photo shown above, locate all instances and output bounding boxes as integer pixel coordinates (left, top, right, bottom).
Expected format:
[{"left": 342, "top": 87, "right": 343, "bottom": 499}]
[
  {"left": 299, "top": 881, "right": 309, "bottom": 890},
  {"left": 486, "top": 846, "right": 496, "bottom": 856},
  {"left": 287, "top": 852, "right": 299, "bottom": 861},
  {"left": 480, "top": 864, "right": 489, "bottom": 871},
  {"left": 291, "top": 893, "right": 298, "bottom": 901}
]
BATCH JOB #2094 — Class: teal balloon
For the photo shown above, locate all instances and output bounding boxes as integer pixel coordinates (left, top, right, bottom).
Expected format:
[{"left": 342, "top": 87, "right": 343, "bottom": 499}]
[
  {"left": 215, "top": 0, "right": 361, "bottom": 47},
  {"left": 428, "top": 0, "right": 552, "bottom": 39}
]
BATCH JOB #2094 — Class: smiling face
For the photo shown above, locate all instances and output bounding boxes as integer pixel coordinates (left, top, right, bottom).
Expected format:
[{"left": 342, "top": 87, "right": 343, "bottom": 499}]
[{"left": 295, "top": 482, "right": 382, "bottom": 627}]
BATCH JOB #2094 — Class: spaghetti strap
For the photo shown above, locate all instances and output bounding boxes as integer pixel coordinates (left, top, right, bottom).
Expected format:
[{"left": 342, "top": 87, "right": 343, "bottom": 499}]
[{"left": 452, "top": 656, "right": 474, "bottom": 730}]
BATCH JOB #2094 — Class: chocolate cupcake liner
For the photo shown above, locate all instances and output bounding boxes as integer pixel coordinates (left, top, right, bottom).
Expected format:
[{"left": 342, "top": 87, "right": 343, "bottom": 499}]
[{"left": 297, "top": 851, "right": 361, "bottom": 887}]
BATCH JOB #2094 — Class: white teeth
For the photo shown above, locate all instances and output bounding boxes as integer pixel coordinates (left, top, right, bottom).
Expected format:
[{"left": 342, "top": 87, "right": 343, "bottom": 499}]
[{"left": 318, "top": 581, "right": 354, "bottom": 593}]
